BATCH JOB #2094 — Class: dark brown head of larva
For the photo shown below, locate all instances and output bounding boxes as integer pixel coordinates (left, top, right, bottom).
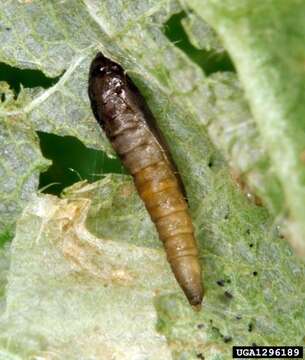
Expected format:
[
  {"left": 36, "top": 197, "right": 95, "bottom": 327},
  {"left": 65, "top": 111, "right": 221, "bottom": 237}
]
[{"left": 88, "top": 52, "right": 131, "bottom": 129}]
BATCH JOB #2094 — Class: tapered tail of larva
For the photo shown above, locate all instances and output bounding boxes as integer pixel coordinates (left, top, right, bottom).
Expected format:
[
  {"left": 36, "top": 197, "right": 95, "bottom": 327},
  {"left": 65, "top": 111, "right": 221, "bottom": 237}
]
[
  {"left": 134, "top": 161, "right": 204, "bottom": 307},
  {"left": 164, "top": 234, "right": 203, "bottom": 307}
]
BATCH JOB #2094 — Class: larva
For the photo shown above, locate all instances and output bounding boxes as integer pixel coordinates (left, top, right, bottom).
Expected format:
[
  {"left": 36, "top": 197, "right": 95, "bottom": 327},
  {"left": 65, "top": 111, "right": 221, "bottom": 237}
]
[{"left": 88, "top": 52, "right": 203, "bottom": 307}]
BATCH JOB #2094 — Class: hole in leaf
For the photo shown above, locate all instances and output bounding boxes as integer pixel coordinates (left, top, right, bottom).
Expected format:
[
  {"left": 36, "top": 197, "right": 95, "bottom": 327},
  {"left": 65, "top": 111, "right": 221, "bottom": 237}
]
[
  {"left": 206, "top": 152, "right": 226, "bottom": 172},
  {"left": 163, "top": 11, "right": 235, "bottom": 75},
  {"left": 38, "top": 131, "right": 125, "bottom": 195},
  {"left": 1, "top": 93, "right": 5, "bottom": 102},
  {"left": 208, "top": 159, "right": 213, "bottom": 168},
  {"left": 253, "top": 271, "right": 258, "bottom": 276},
  {"left": 0, "top": 62, "right": 62, "bottom": 98},
  {"left": 248, "top": 322, "right": 254, "bottom": 332}
]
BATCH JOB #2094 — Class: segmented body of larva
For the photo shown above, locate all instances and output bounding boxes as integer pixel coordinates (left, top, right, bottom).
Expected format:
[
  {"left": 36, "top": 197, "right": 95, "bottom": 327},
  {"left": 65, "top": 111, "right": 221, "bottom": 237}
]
[{"left": 88, "top": 53, "right": 203, "bottom": 307}]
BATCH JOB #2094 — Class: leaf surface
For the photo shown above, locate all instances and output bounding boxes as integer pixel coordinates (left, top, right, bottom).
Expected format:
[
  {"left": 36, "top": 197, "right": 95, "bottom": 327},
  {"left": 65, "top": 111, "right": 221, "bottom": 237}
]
[{"left": 187, "top": 0, "right": 305, "bottom": 254}]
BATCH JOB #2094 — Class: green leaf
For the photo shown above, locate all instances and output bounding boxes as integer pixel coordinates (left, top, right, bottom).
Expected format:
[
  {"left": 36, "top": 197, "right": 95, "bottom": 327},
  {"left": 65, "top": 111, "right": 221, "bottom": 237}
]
[
  {"left": 0, "top": 179, "right": 175, "bottom": 359},
  {"left": 0, "top": 1, "right": 305, "bottom": 359},
  {"left": 0, "top": 244, "right": 10, "bottom": 315},
  {"left": 0, "top": 83, "right": 50, "bottom": 242},
  {"left": 2, "top": 176, "right": 305, "bottom": 359},
  {"left": 186, "top": 0, "right": 305, "bottom": 255},
  {"left": 181, "top": 12, "right": 223, "bottom": 52},
  {"left": 200, "top": 72, "right": 284, "bottom": 215}
]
